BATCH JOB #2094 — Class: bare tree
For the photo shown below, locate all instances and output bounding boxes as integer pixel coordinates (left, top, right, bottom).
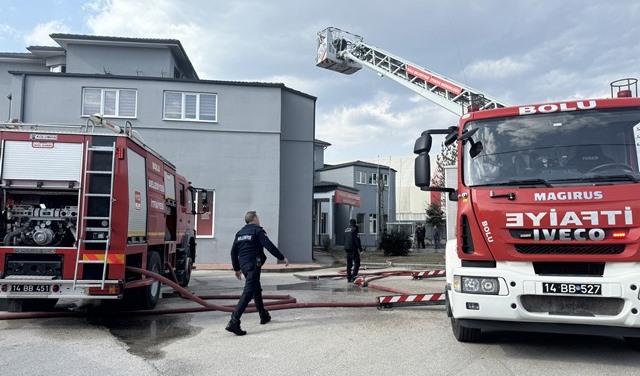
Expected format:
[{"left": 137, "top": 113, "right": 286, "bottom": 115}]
[{"left": 430, "top": 142, "right": 457, "bottom": 207}]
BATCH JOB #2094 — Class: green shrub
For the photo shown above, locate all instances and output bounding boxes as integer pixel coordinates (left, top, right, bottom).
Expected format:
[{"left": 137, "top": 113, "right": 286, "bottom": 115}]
[
  {"left": 321, "top": 236, "right": 331, "bottom": 252},
  {"left": 380, "top": 229, "right": 411, "bottom": 256}
]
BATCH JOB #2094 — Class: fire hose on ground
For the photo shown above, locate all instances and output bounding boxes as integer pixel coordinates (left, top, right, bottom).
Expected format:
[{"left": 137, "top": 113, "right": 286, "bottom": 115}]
[{"left": 0, "top": 266, "right": 445, "bottom": 320}]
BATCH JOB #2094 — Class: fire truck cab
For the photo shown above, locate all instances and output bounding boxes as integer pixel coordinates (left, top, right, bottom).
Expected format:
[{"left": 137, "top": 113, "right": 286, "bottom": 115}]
[{"left": 415, "top": 79, "right": 640, "bottom": 345}]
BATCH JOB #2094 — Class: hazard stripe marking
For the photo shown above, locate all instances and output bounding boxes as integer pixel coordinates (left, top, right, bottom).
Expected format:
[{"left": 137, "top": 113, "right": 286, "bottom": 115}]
[
  {"left": 378, "top": 293, "right": 444, "bottom": 305},
  {"left": 412, "top": 270, "right": 446, "bottom": 278},
  {"left": 82, "top": 254, "right": 125, "bottom": 264}
]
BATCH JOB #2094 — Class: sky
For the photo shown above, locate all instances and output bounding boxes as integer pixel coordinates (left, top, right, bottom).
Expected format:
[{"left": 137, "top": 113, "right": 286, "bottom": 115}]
[{"left": 1, "top": 0, "right": 639, "bottom": 164}]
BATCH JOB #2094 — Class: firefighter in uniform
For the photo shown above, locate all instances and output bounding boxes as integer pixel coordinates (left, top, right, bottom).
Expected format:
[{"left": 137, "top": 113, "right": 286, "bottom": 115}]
[{"left": 226, "top": 211, "right": 289, "bottom": 336}]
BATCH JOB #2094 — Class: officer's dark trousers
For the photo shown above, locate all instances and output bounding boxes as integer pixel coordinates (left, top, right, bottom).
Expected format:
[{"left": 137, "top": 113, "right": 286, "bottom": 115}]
[
  {"left": 231, "top": 264, "right": 266, "bottom": 320},
  {"left": 346, "top": 250, "right": 361, "bottom": 281}
]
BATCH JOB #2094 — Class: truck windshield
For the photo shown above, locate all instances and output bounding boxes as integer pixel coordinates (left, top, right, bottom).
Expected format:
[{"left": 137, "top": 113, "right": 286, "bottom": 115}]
[{"left": 462, "top": 108, "right": 640, "bottom": 187}]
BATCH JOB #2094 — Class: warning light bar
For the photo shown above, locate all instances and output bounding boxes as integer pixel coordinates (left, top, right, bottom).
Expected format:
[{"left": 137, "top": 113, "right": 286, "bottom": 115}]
[{"left": 611, "top": 232, "right": 627, "bottom": 239}]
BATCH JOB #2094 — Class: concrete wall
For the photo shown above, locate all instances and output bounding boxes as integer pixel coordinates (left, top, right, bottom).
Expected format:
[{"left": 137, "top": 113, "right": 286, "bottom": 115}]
[
  {"left": 65, "top": 45, "right": 173, "bottom": 77},
  {"left": 317, "top": 166, "right": 354, "bottom": 186},
  {"left": 279, "top": 90, "right": 315, "bottom": 261},
  {"left": 0, "top": 60, "right": 47, "bottom": 121}
]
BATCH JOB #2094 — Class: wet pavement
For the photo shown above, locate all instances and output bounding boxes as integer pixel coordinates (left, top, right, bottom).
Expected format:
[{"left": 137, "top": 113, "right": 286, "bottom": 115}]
[
  {"left": 4, "top": 269, "right": 640, "bottom": 376},
  {"left": 193, "top": 248, "right": 338, "bottom": 272},
  {"left": 91, "top": 315, "right": 203, "bottom": 360}
]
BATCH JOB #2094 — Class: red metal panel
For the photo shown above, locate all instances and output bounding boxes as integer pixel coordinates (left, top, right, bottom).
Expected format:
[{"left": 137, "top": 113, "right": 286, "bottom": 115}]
[
  {"left": 146, "top": 154, "right": 166, "bottom": 245},
  {"left": 334, "top": 189, "right": 361, "bottom": 207}
]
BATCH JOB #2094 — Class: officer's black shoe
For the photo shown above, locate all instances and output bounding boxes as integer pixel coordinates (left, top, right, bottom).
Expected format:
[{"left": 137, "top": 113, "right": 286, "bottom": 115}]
[
  {"left": 225, "top": 318, "right": 246, "bottom": 336},
  {"left": 259, "top": 311, "right": 271, "bottom": 325}
]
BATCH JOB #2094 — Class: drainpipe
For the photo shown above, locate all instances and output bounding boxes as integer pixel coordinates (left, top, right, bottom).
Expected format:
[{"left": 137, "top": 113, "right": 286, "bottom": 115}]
[
  {"left": 19, "top": 73, "right": 26, "bottom": 122},
  {"left": 6, "top": 93, "right": 11, "bottom": 121}
]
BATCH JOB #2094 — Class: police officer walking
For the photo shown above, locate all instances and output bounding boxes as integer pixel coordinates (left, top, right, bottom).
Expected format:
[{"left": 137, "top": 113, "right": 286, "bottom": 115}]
[
  {"left": 344, "top": 218, "right": 364, "bottom": 282},
  {"left": 226, "top": 211, "right": 289, "bottom": 336}
]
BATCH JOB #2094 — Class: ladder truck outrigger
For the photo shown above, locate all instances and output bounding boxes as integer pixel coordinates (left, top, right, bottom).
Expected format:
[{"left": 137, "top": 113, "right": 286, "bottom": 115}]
[
  {"left": 317, "top": 26, "right": 640, "bottom": 347},
  {"left": 0, "top": 115, "right": 210, "bottom": 312}
]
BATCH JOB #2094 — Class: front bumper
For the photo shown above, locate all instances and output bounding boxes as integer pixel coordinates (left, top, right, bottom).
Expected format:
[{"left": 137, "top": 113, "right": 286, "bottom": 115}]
[
  {"left": 0, "top": 276, "right": 122, "bottom": 299},
  {"left": 450, "top": 261, "right": 640, "bottom": 329}
]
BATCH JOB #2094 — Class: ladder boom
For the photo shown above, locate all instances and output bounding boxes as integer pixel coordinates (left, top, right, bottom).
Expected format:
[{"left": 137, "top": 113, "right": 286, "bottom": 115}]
[{"left": 316, "top": 27, "right": 508, "bottom": 115}]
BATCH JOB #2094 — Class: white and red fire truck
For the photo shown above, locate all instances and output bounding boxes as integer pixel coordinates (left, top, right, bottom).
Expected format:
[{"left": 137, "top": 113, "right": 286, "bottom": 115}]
[
  {"left": 414, "top": 82, "right": 640, "bottom": 346},
  {"left": 317, "top": 27, "right": 640, "bottom": 346},
  {"left": 0, "top": 116, "right": 209, "bottom": 312}
]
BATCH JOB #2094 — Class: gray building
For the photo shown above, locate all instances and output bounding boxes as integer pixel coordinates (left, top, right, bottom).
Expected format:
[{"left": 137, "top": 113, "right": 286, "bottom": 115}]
[
  {"left": 0, "top": 34, "right": 316, "bottom": 264},
  {"left": 313, "top": 145, "right": 396, "bottom": 249}
]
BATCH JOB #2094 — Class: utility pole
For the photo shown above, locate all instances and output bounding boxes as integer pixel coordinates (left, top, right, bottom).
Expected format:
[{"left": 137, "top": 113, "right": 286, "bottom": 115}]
[{"left": 377, "top": 173, "right": 385, "bottom": 249}]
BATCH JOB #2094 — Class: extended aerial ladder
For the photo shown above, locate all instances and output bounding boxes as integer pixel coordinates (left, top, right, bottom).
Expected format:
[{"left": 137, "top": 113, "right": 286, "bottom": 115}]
[{"left": 316, "top": 27, "right": 508, "bottom": 115}]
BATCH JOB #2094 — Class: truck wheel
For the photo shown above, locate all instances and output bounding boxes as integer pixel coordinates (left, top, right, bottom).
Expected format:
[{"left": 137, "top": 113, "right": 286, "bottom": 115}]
[
  {"left": 175, "top": 244, "right": 192, "bottom": 287},
  {"left": 451, "top": 316, "right": 481, "bottom": 342},
  {"left": 141, "top": 251, "right": 162, "bottom": 310}
]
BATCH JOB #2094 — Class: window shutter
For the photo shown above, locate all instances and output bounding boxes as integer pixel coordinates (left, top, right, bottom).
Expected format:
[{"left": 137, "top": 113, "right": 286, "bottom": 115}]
[{"left": 199, "top": 94, "right": 217, "bottom": 121}]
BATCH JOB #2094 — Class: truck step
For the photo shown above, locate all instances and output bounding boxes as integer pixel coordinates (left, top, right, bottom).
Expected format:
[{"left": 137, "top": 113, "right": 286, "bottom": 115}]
[
  {"left": 84, "top": 227, "right": 110, "bottom": 232},
  {"left": 86, "top": 170, "right": 113, "bottom": 175}
]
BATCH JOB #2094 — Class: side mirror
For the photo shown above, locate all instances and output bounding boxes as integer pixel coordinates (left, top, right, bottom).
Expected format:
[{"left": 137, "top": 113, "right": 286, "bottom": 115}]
[
  {"left": 414, "top": 153, "right": 431, "bottom": 188},
  {"left": 414, "top": 133, "right": 432, "bottom": 154}
]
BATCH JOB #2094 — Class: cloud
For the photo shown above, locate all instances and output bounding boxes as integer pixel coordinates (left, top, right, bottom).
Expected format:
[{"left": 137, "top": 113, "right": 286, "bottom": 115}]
[
  {"left": 317, "top": 93, "right": 458, "bottom": 163},
  {"left": 258, "top": 74, "right": 327, "bottom": 98},
  {"left": 85, "top": 0, "right": 210, "bottom": 72},
  {"left": 0, "top": 24, "right": 19, "bottom": 42},
  {"left": 466, "top": 56, "right": 533, "bottom": 79},
  {"left": 23, "top": 20, "right": 71, "bottom": 46}
]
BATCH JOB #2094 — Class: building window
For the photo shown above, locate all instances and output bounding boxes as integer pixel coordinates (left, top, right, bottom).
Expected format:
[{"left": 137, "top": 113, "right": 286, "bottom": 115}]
[
  {"left": 356, "top": 171, "right": 367, "bottom": 185},
  {"left": 320, "top": 213, "right": 328, "bottom": 234},
  {"left": 164, "top": 91, "right": 217, "bottom": 122},
  {"left": 368, "top": 172, "right": 389, "bottom": 186},
  {"left": 356, "top": 213, "right": 365, "bottom": 233},
  {"left": 82, "top": 88, "right": 137, "bottom": 118},
  {"left": 369, "top": 173, "right": 376, "bottom": 185},
  {"left": 179, "top": 183, "right": 185, "bottom": 206},
  {"left": 369, "top": 214, "right": 377, "bottom": 234}
]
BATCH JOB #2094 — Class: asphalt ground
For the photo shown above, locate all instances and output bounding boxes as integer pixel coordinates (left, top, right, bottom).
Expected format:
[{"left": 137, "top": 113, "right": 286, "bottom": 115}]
[{"left": 4, "top": 264, "right": 640, "bottom": 375}]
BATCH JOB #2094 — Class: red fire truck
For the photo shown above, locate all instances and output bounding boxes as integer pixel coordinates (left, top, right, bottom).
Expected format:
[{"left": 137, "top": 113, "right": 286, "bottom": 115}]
[
  {"left": 415, "top": 80, "right": 640, "bottom": 346},
  {"left": 0, "top": 116, "right": 209, "bottom": 312}
]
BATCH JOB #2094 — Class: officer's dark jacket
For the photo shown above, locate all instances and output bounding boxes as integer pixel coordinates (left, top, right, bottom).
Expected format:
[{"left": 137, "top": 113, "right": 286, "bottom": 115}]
[
  {"left": 343, "top": 225, "right": 363, "bottom": 252},
  {"left": 230, "top": 223, "right": 285, "bottom": 271}
]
